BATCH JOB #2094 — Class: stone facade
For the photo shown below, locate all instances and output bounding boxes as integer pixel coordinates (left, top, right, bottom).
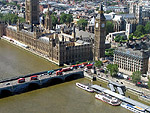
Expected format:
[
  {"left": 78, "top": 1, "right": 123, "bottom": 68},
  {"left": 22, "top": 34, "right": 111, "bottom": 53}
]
[
  {"left": 25, "top": 0, "right": 39, "bottom": 25},
  {"left": 94, "top": 5, "right": 106, "bottom": 60},
  {"left": 3, "top": 23, "right": 93, "bottom": 65},
  {"left": 114, "top": 40, "right": 150, "bottom": 75},
  {"left": 0, "top": 22, "right": 5, "bottom": 37}
]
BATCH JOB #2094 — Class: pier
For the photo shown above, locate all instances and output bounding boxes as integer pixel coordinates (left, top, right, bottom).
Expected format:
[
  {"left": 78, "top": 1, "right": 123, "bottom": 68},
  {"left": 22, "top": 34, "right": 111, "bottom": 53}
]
[{"left": 91, "top": 84, "right": 150, "bottom": 113}]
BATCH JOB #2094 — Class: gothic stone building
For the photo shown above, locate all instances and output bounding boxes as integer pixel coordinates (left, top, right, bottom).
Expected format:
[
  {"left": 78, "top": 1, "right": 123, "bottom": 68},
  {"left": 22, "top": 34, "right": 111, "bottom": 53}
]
[
  {"left": 0, "top": 0, "right": 105, "bottom": 65},
  {"left": 2, "top": 23, "right": 93, "bottom": 65}
]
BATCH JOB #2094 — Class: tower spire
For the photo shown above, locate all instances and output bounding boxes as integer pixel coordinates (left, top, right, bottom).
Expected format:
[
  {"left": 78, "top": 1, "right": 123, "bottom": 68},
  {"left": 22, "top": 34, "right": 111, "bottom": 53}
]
[
  {"left": 97, "top": 4, "right": 105, "bottom": 20},
  {"left": 93, "top": 3, "right": 106, "bottom": 60}
]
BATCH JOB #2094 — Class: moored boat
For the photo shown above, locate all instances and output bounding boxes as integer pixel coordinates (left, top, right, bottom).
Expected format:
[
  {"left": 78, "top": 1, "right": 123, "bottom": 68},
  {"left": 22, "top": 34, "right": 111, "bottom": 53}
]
[
  {"left": 76, "top": 82, "right": 94, "bottom": 93},
  {"left": 121, "top": 102, "right": 145, "bottom": 113},
  {"left": 95, "top": 93, "right": 121, "bottom": 106}
]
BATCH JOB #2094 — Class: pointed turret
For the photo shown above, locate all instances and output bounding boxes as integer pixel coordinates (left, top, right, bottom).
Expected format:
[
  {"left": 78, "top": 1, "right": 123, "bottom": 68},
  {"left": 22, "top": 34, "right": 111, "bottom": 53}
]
[
  {"left": 97, "top": 4, "right": 106, "bottom": 20},
  {"left": 44, "top": 5, "right": 52, "bottom": 31}
]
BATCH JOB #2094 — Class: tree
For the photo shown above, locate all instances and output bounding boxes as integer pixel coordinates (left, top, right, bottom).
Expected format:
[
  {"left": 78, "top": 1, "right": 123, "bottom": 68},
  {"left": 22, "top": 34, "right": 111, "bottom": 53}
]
[
  {"left": 94, "top": 60, "right": 102, "bottom": 68},
  {"left": 0, "top": 13, "right": 19, "bottom": 24},
  {"left": 131, "top": 71, "right": 141, "bottom": 83},
  {"left": 107, "top": 64, "right": 118, "bottom": 77},
  {"left": 60, "top": 13, "right": 73, "bottom": 24},
  {"left": 105, "top": 10, "right": 112, "bottom": 14},
  {"left": 114, "top": 35, "right": 126, "bottom": 43},
  {"left": 77, "top": 19, "right": 88, "bottom": 31},
  {"left": 76, "top": 61, "right": 79, "bottom": 64},
  {"left": 148, "top": 79, "right": 150, "bottom": 89},
  {"left": 129, "top": 33, "right": 133, "bottom": 40},
  {"left": 105, "top": 48, "right": 114, "bottom": 57},
  {"left": 106, "top": 21, "right": 114, "bottom": 35},
  {"left": 134, "top": 25, "right": 145, "bottom": 37},
  {"left": 51, "top": 14, "right": 58, "bottom": 27},
  {"left": 96, "top": 7, "right": 99, "bottom": 11},
  {"left": 145, "top": 22, "right": 150, "bottom": 34},
  {"left": 66, "top": 14, "right": 73, "bottom": 24}
]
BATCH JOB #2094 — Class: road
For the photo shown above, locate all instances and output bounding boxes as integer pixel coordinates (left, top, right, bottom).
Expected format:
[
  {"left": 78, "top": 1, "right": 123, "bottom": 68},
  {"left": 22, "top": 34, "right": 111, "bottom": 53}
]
[
  {"left": 0, "top": 69, "right": 83, "bottom": 88},
  {"left": 88, "top": 69, "right": 150, "bottom": 96}
]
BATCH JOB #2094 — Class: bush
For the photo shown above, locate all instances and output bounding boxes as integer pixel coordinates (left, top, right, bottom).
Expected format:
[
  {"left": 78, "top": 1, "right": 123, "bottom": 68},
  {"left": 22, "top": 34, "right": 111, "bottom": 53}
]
[{"left": 131, "top": 71, "right": 141, "bottom": 83}]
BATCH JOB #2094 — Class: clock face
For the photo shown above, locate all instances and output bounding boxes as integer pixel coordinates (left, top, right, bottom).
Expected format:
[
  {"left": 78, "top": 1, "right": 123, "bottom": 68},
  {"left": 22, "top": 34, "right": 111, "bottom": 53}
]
[
  {"left": 101, "top": 23, "right": 105, "bottom": 28},
  {"left": 96, "top": 23, "right": 98, "bottom": 28}
]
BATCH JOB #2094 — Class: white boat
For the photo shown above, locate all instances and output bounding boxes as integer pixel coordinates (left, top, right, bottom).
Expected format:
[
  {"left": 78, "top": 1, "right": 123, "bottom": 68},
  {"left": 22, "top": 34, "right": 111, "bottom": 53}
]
[
  {"left": 121, "top": 102, "right": 145, "bottom": 113},
  {"left": 95, "top": 93, "right": 121, "bottom": 106},
  {"left": 76, "top": 82, "right": 94, "bottom": 93}
]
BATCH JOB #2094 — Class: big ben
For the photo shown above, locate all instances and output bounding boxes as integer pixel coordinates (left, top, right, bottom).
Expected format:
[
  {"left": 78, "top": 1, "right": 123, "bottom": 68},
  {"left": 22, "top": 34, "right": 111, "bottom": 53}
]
[{"left": 94, "top": 4, "right": 106, "bottom": 60}]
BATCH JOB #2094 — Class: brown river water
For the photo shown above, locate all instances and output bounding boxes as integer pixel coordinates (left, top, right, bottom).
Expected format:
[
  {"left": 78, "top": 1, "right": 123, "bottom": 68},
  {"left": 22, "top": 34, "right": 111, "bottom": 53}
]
[{"left": 0, "top": 39, "right": 131, "bottom": 113}]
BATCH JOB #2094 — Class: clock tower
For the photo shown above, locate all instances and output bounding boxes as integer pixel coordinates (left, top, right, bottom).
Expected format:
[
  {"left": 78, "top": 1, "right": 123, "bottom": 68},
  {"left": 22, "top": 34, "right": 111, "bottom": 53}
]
[{"left": 94, "top": 4, "right": 106, "bottom": 60}]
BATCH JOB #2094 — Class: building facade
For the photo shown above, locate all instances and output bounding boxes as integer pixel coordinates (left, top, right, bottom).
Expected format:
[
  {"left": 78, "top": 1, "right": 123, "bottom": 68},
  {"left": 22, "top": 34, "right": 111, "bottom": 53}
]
[
  {"left": 114, "top": 40, "right": 150, "bottom": 75},
  {"left": 25, "top": 0, "right": 40, "bottom": 25}
]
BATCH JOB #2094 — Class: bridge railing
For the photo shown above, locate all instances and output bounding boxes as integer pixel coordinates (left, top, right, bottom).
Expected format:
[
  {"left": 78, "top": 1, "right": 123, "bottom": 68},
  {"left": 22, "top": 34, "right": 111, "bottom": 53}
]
[{"left": 0, "top": 71, "right": 48, "bottom": 83}]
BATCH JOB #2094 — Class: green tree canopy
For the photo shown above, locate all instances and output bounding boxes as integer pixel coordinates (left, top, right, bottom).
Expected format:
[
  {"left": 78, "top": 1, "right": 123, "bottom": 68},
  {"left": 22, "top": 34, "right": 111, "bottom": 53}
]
[
  {"left": 114, "top": 35, "right": 126, "bottom": 43},
  {"left": 107, "top": 64, "right": 118, "bottom": 77},
  {"left": 0, "top": 13, "right": 25, "bottom": 24},
  {"left": 129, "top": 33, "right": 134, "bottom": 40},
  {"left": 148, "top": 79, "right": 150, "bottom": 89},
  {"left": 144, "top": 22, "right": 150, "bottom": 34},
  {"left": 131, "top": 71, "right": 141, "bottom": 83},
  {"left": 51, "top": 14, "right": 58, "bottom": 27},
  {"left": 106, "top": 21, "right": 114, "bottom": 35},
  {"left": 134, "top": 25, "right": 145, "bottom": 37},
  {"left": 77, "top": 18, "right": 88, "bottom": 31},
  {"left": 94, "top": 60, "right": 102, "bottom": 68},
  {"left": 105, "top": 48, "right": 114, "bottom": 57},
  {"left": 60, "top": 13, "right": 73, "bottom": 24}
]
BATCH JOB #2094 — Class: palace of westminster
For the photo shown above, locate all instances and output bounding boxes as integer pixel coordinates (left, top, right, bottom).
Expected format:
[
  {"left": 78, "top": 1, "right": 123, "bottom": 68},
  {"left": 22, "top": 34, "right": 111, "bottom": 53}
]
[{"left": 0, "top": 0, "right": 106, "bottom": 66}]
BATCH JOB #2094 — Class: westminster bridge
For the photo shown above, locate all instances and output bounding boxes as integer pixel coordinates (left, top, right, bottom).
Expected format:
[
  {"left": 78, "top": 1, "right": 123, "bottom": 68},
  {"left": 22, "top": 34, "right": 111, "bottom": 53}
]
[{"left": 0, "top": 68, "right": 83, "bottom": 98}]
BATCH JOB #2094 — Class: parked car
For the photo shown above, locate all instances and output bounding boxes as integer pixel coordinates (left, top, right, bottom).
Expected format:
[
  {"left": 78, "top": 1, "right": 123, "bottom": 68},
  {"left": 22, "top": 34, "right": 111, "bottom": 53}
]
[{"left": 136, "top": 81, "right": 148, "bottom": 88}]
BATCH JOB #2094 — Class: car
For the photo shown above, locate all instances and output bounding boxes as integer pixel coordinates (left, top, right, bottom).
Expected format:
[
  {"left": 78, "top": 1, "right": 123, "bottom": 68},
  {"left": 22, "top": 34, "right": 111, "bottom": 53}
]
[
  {"left": 30, "top": 75, "right": 38, "bottom": 80},
  {"left": 142, "top": 74, "right": 147, "bottom": 77},
  {"left": 136, "top": 81, "right": 148, "bottom": 88},
  {"left": 18, "top": 78, "right": 25, "bottom": 83},
  {"left": 99, "top": 68, "right": 104, "bottom": 73}
]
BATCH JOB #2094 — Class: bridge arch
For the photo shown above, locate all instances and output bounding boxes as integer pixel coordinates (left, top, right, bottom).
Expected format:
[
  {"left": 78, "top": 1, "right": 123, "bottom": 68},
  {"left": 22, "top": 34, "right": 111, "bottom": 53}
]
[
  {"left": 65, "top": 73, "right": 83, "bottom": 82},
  {"left": 27, "top": 83, "right": 40, "bottom": 91},
  {"left": 0, "top": 89, "right": 12, "bottom": 98},
  {"left": 44, "top": 77, "right": 64, "bottom": 87}
]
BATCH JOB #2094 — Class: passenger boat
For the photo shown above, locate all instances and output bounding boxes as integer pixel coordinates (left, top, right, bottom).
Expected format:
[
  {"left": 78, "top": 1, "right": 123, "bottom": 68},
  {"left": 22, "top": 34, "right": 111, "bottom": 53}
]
[
  {"left": 76, "top": 82, "right": 94, "bottom": 93},
  {"left": 121, "top": 102, "right": 145, "bottom": 113},
  {"left": 95, "top": 93, "right": 121, "bottom": 106}
]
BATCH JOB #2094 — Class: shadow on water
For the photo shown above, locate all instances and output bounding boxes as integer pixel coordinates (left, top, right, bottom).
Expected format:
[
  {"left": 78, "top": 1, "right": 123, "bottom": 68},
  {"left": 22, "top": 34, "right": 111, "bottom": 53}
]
[
  {"left": 0, "top": 90, "right": 12, "bottom": 98},
  {"left": 65, "top": 74, "right": 84, "bottom": 82},
  {"left": 27, "top": 83, "right": 40, "bottom": 91},
  {"left": 0, "top": 73, "right": 84, "bottom": 99}
]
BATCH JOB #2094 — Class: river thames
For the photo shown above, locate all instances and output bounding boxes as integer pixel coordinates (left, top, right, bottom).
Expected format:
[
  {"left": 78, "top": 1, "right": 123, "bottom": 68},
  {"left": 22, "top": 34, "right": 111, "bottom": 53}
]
[{"left": 0, "top": 40, "right": 131, "bottom": 113}]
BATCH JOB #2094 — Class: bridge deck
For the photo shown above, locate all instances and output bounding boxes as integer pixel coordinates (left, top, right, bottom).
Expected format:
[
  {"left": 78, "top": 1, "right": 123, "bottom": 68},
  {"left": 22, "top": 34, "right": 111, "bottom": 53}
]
[{"left": 0, "top": 69, "right": 83, "bottom": 88}]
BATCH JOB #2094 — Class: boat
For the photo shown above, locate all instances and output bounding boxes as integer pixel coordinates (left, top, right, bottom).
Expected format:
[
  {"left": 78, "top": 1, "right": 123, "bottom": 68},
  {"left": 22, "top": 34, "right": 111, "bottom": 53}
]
[
  {"left": 76, "top": 82, "right": 94, "bottom": 93},
  {"left": 121, "top": 102, "right": 145, "bottom": 113},
  {"left": 95, "top": 93, "right": 121, "bottom": 106}
]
